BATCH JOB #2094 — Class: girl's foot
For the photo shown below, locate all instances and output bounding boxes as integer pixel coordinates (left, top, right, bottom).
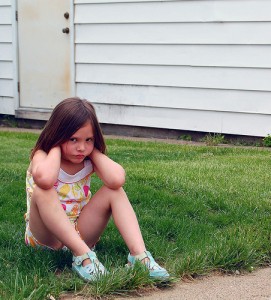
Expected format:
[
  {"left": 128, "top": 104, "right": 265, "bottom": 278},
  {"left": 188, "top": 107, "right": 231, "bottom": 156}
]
[
  {"left": 127, "top": 251, "right": 170, "bottom": 279},
  {"left": 72, "top": 251, "right": 107, "bottom": 282}
]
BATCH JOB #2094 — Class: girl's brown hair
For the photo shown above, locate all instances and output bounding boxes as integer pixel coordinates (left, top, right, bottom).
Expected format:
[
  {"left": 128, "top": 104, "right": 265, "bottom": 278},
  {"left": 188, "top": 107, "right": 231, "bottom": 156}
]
[{"left": 31, "top": 98, "right": 106, "bottom": 159}]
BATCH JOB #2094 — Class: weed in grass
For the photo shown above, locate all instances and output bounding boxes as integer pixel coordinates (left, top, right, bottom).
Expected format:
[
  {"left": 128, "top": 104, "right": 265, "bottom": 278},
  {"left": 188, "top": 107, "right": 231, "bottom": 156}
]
[
  {"left": 202, "top": 133, "right": 225, "bottom": 146},
  {"left": 228, "top": 138, "right": 263, "bottom": 147},
  {"left": 263, "top": 134, "right": 271, "bottom": 147},
  {"left": 0, "top": 115, "right": 18, "bottom": 128},
  {"left": 179, "top": 134, "right": 192, "bottom": 141}
]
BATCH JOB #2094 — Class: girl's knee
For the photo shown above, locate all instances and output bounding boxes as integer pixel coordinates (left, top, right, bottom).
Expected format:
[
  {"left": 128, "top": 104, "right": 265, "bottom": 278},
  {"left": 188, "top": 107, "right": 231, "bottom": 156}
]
[
  {"left": 106, "top": 186, "right": 129, "bottom": 205},
  {"left": 32, "top": 185, "right": 57, "bottom": 204},
  {"left": 92, "top": 186, "right": 128, "bottom": 209},
  {"left": 104, "top": 186, "right": 126, "bottom": 197}
]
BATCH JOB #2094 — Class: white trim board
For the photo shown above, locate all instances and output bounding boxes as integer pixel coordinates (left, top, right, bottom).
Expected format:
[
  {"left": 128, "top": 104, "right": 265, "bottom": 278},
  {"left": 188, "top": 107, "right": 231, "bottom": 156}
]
[{"left": 94, "top": 103, "right": 271, "bottom": 137}]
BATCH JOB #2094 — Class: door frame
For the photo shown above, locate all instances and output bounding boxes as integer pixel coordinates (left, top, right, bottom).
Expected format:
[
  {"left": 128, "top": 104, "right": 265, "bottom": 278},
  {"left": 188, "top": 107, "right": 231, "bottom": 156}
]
[
  {"left": 14, "top": 0, "right": 75, "bottom": 119},
  {"left": 11, "top": 0, "right": 19, "bottom": 111}
]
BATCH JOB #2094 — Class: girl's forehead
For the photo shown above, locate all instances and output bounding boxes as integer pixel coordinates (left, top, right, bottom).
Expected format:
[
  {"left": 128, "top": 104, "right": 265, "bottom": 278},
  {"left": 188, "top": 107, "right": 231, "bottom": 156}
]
[{"left": 72, "top": 122, "right": 93, "bottom": 136}]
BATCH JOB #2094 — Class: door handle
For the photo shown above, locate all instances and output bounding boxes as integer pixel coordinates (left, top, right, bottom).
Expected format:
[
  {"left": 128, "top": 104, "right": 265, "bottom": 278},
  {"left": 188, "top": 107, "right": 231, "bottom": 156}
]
[{"left": 62, "top": 27, "right": 69, "bottom": 34}]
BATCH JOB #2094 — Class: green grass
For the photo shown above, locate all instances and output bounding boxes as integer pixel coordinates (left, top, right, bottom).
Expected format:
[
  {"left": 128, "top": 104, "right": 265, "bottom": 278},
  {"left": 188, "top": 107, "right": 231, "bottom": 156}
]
[{"left": 0, "top": 131, "right": 271, "bottom": 299}]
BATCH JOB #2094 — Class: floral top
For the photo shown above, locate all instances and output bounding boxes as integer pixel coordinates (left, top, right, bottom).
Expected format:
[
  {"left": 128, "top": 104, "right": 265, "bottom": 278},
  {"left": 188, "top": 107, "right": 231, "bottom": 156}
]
[{"left": 25, "top": 160, "right": 93, "bottom": 223}]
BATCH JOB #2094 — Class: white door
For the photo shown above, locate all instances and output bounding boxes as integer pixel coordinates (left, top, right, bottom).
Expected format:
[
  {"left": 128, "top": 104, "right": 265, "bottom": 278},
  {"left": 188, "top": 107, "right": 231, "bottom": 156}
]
[{"left": 17, "top": 0, "right": 72, "bottom": 109}]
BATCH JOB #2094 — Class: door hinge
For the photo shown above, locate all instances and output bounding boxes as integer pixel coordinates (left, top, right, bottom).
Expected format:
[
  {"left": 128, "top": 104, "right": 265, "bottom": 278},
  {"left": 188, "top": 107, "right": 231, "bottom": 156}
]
[
  {"left": 16, "top": 11, "right": 18, "bottom": 21},
  {"left": 17, "top": 82, "right": 20, "bottom": 93}
]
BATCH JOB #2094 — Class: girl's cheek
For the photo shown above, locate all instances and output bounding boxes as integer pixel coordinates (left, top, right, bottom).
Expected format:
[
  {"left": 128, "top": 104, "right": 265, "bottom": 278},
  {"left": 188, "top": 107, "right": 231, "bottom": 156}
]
[
  {"left": 60, "top": 142, "right": 69, "bottom": 157},
  {"left": 88, "top": 145, "right": 94, "bottom": 155},
  {"left": 60, "top": 142, "right": 66, "bottom": 151}
]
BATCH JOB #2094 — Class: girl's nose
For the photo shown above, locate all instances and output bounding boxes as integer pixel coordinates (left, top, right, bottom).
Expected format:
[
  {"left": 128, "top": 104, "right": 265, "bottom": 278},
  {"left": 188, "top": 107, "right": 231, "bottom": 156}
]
[{"left": 77, "top": 143, "right": 85, "bottom": 151}]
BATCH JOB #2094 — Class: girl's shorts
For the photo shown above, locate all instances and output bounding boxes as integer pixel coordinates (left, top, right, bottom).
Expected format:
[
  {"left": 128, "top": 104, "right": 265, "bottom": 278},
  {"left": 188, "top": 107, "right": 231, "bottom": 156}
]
[{"left": 25, "top": 220, "right": 81, "bottom": 251}]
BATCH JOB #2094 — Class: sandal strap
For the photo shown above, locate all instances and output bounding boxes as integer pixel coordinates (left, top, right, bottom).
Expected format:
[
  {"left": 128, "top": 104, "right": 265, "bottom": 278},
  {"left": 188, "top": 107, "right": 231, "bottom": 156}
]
[
  {"left": 127, "top": 251, "right": 170, "bottom": 279},
  {"left": 133, "top": 251, "right": 149, "bottom": 261},
  {"left": 133, "top": 251, "right": 161, "bottom": 270},
  {"left": 73, "top": 251, "right": 96, "bottom": 266}
]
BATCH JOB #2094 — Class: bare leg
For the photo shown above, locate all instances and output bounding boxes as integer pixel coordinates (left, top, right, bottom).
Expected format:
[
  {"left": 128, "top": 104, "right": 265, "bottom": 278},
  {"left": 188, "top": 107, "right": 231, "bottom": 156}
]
[
  {"left": 78, "top": 186, "right": 146, "bottom": 255},
  {"left": 78, "top": 186, "right": 170, "bottom": 279},
  {"left": 29, "top": 186, "right": 91, "bottom": 259}
]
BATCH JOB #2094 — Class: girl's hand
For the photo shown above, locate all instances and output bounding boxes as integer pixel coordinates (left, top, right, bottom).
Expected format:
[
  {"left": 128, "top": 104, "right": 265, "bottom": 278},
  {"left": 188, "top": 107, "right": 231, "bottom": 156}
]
[
  {"left": 31, "top": 146, "right": 61, "bottom": 189},
  {"left": 89, "top": 148, "right": 125, "bottom": 189}
]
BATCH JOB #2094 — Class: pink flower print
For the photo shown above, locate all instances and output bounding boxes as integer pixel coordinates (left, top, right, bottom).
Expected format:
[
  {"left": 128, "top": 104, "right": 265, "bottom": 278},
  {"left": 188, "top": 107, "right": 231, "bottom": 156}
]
[
  {"left": 61, "top": 204, "right": 66, "bottom": 211},
  {"left": 83, "top": 185, "right": 89, "bottom": 197}
]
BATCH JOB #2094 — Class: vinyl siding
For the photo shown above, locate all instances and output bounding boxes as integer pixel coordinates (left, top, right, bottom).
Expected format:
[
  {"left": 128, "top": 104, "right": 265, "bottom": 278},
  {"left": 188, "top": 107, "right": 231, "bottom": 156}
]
[
  {"left": 2, "top": 0, "right": 271, "bottom": 136},
  {"left": 0, "top": 0, "right": 15, "bottom": 114},
  {"left": 74, "top": 0, "right": 271, "bottom": 137}
]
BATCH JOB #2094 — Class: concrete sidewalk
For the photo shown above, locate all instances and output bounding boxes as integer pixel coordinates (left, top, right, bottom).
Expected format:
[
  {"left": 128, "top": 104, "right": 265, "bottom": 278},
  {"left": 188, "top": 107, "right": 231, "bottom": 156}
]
[
  {"left": 61, "top": 268, "right": 271, "bottom": 300},
  {"left": 114, "top": 267, "right": 271, "bottom": 300}
]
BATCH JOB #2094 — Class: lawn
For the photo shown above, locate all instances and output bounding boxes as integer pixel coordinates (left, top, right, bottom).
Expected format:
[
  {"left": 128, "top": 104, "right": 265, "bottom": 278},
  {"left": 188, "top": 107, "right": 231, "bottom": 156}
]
[{"left": 0, "top": 130, "right": 271, "bottom": 299}]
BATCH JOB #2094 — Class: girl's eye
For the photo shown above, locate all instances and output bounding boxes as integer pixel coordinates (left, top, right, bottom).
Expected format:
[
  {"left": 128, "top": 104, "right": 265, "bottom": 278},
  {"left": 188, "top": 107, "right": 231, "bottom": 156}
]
[
  {"left": 86, "top": 138, "right": 94, "bottom": 143},
  {"left": 70, "top": 138, "right": 77, "bottom": 142}
]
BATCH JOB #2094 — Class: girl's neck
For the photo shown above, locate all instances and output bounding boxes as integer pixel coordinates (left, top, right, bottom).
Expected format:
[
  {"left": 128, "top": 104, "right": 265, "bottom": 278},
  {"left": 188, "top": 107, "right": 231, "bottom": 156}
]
[{"left": 60, "top": 159, "right": 84, "bottom": 175}]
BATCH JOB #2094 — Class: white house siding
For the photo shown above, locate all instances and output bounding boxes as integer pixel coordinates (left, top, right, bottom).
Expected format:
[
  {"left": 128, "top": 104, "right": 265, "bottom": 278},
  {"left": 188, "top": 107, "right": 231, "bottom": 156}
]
[
  {"left": 74, "top": 0, "right": 271, "bottom": 137},
  {"left": 0, "top": 0, "right": 16, "bottom": 114}
]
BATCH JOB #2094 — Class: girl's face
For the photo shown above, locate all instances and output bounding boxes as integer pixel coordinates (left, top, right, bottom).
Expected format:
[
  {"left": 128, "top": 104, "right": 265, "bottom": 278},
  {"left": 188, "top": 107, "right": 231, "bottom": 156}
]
[{"left": 61, "top": 122, "right": 94, "bottom": 164}]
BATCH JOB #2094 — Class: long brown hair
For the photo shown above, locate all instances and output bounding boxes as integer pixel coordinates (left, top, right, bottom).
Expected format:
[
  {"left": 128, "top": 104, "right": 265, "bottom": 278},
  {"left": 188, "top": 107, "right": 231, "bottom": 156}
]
[{"left": 31, "top": 98, "right": 106, "bottom": 159}]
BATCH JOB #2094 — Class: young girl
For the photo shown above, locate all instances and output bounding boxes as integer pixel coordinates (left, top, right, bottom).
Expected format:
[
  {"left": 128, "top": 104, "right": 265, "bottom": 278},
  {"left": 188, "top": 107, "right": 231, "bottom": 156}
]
[{"left": 24, "top": 97, "right": 169, "bottom": 282}]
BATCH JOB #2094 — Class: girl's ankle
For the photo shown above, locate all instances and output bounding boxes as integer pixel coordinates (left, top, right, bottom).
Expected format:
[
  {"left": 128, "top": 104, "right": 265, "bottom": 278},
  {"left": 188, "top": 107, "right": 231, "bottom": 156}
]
[
  {"left": 130, "top": 249, "right": 147, "bottom": 257},
  {"left": 73, "top": 249, "right": 94, "bottom": 266},
  {"left": 82, "top": 258, "right": 91, "bottom": 267}
]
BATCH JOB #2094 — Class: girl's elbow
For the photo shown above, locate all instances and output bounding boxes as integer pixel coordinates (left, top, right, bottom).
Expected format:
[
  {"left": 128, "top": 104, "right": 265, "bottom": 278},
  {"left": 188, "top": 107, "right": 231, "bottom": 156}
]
[
  {"left": 116, "top": 176, "right": 126, "bottom": 188},
  {"left": 109, "top": 172, "right": 126, "bottom": 189},
  {"left": 33, "top": 173, "right": 56, "bottom": 190},
  {"left": 37, "top": 181, "right": 55, "bottom": 190},
  {"left": 118, "top": 169, "right": 126, "bottom": 186}
]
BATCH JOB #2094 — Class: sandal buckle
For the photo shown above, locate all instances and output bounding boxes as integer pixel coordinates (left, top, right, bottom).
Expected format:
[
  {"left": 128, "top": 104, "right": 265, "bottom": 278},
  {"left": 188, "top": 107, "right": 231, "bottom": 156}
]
[{"left": 74, "top": 257, "right": 82, "bottom": 265}]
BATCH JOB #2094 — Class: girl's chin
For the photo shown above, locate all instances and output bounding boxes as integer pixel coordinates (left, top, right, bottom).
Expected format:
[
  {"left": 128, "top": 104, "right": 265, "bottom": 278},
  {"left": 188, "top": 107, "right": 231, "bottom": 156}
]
[
  {"left": 62, "top": 156, "right": 85, "bottom": 163},
  {"left": 73, "top": 156, "right": 85, "bottom": 161}
]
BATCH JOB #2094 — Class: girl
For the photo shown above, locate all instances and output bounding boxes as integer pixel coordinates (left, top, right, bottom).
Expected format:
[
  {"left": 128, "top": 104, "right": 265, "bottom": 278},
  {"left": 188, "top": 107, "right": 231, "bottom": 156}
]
[{"left": 24, "top": 97, "right": 169, "bottom": 282}]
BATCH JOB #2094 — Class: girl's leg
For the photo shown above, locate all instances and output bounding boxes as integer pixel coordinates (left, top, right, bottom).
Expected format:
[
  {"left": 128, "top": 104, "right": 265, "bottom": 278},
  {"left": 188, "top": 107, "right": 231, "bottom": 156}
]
[
  {"left": 77, "top": 186, "right": 146, "bottom": 255},
  {"left": 29, "top": 186, "right": 91, "bottom": 258},
  {"left": 78, "top": 186, "right": 170, "bottom": 279}
]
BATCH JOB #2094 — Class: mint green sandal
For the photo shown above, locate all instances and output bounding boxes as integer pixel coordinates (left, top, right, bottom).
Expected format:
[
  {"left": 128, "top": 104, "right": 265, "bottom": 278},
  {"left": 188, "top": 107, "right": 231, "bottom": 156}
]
[
  {"left": 72, "top": 251, "right": 107, "bottom": 282},
  {"left": 127, "top": 251, "right": 170, "bottom": 279}
]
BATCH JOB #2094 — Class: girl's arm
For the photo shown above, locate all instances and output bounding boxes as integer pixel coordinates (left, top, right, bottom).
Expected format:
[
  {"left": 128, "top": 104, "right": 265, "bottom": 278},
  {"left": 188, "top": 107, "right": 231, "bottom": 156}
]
[
  {"left": 31, "top": 146, "right": 61, "bottom": 190},
  {"left": 89, "top": 148, "right": 125, "bottom": 189}
]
